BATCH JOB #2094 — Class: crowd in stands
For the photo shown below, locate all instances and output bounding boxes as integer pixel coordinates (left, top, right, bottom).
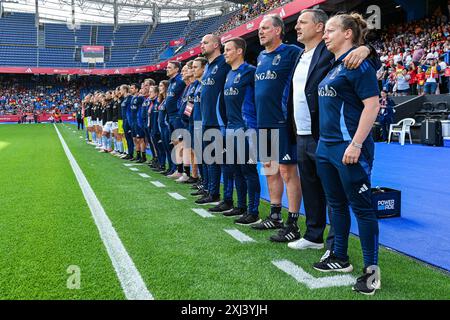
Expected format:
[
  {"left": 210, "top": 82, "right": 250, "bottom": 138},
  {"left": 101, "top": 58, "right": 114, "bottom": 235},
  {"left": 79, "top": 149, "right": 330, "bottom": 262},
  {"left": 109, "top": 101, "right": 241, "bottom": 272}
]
[
  {"left": 215, "top": 0, "right": 287, "bottom": 35},
  {"left": 0, "top": 75, "right": 157, "bottom": 117},
  {"left": 0, "top": 81, "right": 80, "bottom": 116},
  {"left": 374, "top": 13, "right": 450, "bottom": 96}
]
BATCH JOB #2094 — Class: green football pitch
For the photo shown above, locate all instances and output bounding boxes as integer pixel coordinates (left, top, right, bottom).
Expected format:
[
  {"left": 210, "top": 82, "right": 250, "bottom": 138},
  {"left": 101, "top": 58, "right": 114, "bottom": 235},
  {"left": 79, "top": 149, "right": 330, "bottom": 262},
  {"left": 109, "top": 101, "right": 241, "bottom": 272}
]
[{"left": 0, "top": 123, "right": 449, "bottom": 300}]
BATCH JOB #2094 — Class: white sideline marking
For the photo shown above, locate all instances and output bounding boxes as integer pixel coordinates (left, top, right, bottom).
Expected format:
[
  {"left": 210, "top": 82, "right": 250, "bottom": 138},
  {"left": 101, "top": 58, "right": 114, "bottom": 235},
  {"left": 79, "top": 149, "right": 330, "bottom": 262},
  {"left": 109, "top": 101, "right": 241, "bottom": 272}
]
[
  {"left": 151, "top": 181, "right": 165, "bottom": 188},
  {"left": 191, "top": 208, "right": 214, "bottom": 218},
  {"left": 168, "top": 192, "right": 186, "bottom": 200},
  {"left": 129, "top": 167, "right": 139, "bottom": 172},
  {"left": 54, "top": 124, "right": 153, "bottom": 300},
  {"left": 224, "top": 229, "right": 256, "bottom": 243},
  {"left": 123, "top": 163, "right": 143, "bottom": 167},
  {"left": 138, "top": 173, "right": 150, "bottom": 178},
  {"left": 272, "top": 260, "right": 356, "bottom": 289}
]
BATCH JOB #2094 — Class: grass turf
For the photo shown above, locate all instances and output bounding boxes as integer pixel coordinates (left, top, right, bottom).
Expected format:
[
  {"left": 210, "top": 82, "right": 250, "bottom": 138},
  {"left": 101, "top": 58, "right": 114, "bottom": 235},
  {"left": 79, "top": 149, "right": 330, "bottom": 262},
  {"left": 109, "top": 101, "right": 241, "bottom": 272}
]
[
  {"left": 1, "top": 123, "right": 449, "bottom": 299},
  {"left": 0, "top": 124, "right": 123, "bottom": 299}
]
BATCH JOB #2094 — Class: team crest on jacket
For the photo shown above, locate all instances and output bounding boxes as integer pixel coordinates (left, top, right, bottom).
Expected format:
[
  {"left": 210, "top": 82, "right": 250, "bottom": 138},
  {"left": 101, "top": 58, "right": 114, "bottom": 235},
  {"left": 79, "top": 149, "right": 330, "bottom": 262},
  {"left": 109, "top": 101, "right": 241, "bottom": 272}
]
[
  {"left": 272, "top": 54, "right": 281, "bottom": 65},
  {"left": 211, "top": 65, "right": 218, "bottom": 74},
  {"left": 329, "top": 65, "right": 343, "bottom": 80},
  {"left": 234, "top": 73, "right": 241, "bottom": 83}
]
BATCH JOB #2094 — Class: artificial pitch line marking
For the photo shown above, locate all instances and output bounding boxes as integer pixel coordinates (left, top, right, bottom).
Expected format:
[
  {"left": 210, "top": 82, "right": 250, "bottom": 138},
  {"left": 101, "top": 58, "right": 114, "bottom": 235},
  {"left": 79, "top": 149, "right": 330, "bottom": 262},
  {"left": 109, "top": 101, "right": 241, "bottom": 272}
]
[
  {"left": 167, "top": 192, "right": 186, "bottom": 200},
  {"left": 223, "top": 229, "right": 256, "bottom": 243},
  {"left": 151, "top": 181, "right": 165, "bottom": 188},
  {"left": 272, "top": 260, "right": 356, "bottom": 289},
  {"left": 129, "top": 167, "right": 139, "bottom": 172},
  {"left": 191, "top": 208, "right": 214, "bottom": 218},
  {"left": 54, "top": 124, "right": 153, "bottom": 300},
  {"left": 123, "top": 163, "right": 143, "bottom": 167},
  {"left": 138, "top": 173, "right": 150, "bottom": 178}
]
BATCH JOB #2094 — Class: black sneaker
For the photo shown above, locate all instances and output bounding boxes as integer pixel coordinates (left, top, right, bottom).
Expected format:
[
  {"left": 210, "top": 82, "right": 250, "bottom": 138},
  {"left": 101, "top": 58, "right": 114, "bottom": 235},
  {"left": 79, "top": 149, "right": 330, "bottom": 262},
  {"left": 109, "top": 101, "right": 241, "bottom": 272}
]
[
  {"left": 208, "top": 201, "right": 234, "bottom": 213},
  {"left": 191, "top": 189, "right": 207, "bottom": 196},
  {"left": 251, "top": 217, "right": 284, "bottom": 230},
  {"left": 269, "top": 223, "right": 300, "bottom": 242},
  {"left": 235, "top": 214, "right": 262, "bottom": 226},
  {"left": 352, "top": 267, "right": 381, "bottom": 296},
  {"left": 223, "top": 207, "right": 246, "bottom": 217},
  {"left": 313, "top": 253, "right": 354, "bottom": 273},
  {"left": 195, "top": 195, "right": 220, "bottom": 205},
  {"left": 191, "top": 183, "right": 201, "bottom": 190}
]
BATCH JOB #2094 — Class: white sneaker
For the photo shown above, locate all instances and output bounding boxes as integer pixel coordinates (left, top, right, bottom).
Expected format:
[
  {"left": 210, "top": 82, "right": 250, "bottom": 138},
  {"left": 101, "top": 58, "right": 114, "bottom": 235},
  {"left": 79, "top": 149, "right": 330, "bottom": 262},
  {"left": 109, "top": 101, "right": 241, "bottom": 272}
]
[
  {"left": 320, "top": 249, "right": 331, "bottom": 262},
  {"left": 288, "top": 238, "right": 324, "bottom": 250},
  {"left": 168, "top": 171, "right": 182, "bottom": 179},
  {"left": 175, "top": 173, "right": 190, "bottom": 183}
]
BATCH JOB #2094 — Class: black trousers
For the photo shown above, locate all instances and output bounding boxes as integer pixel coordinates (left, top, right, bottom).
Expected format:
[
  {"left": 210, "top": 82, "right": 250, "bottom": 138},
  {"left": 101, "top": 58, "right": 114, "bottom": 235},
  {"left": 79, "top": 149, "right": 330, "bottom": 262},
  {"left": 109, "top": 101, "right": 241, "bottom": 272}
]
[
  {"left": 77, "top": 118, "right": 84, "bottom": 130},
  {"left": 297, "top": 135, "right": 334, "bottom": 250}
]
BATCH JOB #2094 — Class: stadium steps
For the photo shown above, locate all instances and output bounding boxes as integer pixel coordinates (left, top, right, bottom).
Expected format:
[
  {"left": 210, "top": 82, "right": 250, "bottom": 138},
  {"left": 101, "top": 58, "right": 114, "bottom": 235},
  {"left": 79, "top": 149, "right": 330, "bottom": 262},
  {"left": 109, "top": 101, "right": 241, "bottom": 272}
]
[
  {"left": 38, "top": 24, "right": 45, "bottom": 48},
  {"left": 139, "top": 23, "right": 156, "bottom": 47},
  {"left": 90, "top": 25, "right": 98, "bottom": 45}
]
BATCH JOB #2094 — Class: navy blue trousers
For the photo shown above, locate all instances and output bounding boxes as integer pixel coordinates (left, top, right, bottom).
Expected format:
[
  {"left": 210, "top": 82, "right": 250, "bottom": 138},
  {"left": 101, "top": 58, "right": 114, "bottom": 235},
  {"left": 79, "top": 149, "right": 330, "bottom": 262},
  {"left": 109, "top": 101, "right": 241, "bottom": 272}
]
[{"left": 316, "top": 140, "right": 379, "bottom": 267}]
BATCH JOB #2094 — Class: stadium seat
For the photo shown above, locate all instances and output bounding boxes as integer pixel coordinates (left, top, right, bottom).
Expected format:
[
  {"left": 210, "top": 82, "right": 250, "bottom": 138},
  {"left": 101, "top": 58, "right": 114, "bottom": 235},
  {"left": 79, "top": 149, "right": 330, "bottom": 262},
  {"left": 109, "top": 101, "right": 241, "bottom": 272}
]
[{"left": 388, "top": 118, "right": 415, "bottom": 145}]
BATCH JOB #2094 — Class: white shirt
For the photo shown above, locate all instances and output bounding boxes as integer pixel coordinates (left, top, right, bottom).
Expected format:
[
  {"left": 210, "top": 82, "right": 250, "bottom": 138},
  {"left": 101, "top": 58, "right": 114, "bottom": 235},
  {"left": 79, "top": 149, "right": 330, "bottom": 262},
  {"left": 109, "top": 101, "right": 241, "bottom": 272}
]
[{"left": 293, "top": 47, "right": 316, "bottom": 135}]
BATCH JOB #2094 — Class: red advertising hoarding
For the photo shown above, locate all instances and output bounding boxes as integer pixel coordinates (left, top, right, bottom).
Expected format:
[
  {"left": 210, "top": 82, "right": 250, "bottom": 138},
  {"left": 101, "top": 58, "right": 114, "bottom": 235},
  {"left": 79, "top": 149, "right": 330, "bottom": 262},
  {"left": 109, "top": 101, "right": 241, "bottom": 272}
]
[
  {"left": 0, "top": 114, "right": 75, "bottom": 123},
  {"left": 169, "top": 38, "right": 186, "bottom": 46}
]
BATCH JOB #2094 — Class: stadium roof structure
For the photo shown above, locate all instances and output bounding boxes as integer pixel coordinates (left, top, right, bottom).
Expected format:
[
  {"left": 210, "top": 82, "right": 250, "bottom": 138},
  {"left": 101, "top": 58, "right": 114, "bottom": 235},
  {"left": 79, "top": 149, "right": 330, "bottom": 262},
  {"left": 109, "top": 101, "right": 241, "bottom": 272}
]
[{"left": 0, "top": 0, "right": 239, "bottom": 25}]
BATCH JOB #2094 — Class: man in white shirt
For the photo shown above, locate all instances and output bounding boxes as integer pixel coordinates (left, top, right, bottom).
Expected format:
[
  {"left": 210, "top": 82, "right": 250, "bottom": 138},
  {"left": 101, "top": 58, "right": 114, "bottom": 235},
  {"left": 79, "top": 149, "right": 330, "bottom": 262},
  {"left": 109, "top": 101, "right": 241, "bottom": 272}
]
[{"left": 287, "top": 9, "right": 373, "bottom": 255}]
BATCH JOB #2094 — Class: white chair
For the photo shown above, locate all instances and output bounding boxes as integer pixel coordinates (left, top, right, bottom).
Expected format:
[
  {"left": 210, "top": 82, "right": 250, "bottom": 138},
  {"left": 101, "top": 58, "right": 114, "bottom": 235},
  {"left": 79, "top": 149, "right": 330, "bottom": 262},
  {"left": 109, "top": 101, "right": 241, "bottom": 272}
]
[{"left": 388, "top": 118, "right": 415, "bottom": 145}]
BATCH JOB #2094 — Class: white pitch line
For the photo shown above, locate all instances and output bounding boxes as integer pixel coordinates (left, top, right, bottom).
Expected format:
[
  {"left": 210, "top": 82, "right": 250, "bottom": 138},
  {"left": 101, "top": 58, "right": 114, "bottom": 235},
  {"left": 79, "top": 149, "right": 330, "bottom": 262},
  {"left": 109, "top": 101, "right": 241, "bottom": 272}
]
[
  {"left": 123, "top": 163, "right": 143, "bottom": 167},
  {"left": 168, "top": 192, "right": 186, "bottom": 200},
  {"left": 191, "top": 208, "right": 214, "bottom": 218},
  {"left": 223, "top": 229, "right": 256, "bottom": 243},
  {"left": 53, "top": 124, "right": 153, "bottom": 300},
  {"left": 272, "top": 260, "right": 356, "bottom": 289},
  {"left": 138, "top": 173, "right": 150, "bottom": 178},
  {"left": 129, "top": 167, "right": 139, "bottom": 172},
  {"left": 151, "top": 181, "right": 165, "bottom": 188}
]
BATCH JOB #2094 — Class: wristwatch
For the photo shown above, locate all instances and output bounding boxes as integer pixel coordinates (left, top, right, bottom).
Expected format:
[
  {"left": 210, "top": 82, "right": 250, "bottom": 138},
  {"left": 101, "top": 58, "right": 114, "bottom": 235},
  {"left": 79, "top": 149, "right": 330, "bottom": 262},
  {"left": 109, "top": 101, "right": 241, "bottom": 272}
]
[{"left": 351, "top": 141, "right": 363, "bottom": 149}]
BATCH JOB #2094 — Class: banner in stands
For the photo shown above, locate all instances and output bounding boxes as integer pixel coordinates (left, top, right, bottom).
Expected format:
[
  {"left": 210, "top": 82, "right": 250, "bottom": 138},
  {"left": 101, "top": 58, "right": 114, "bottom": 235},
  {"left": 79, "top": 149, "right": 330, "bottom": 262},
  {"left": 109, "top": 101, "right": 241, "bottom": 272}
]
[
  {"left": 0, "top": 114, "right": 75, "bottom": 123},
  {"left": 0, "top": 0, "right": 324, "bottom": 75}
]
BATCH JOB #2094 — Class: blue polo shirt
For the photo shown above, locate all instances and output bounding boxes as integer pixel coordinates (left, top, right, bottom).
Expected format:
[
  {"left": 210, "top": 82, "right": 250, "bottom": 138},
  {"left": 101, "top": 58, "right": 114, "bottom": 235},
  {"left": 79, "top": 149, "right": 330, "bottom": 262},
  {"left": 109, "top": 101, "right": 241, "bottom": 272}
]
[
  {"left": 178, "top": 84, "right": 191, "bottom": 123},
  {"left": 140, "top": 96, "right": 150, "bottom": 128},
  {"left": 149, "top": 98, "right": 160, "bottom": 134},
  {"left": 200, "top": 54, "right": 231, "bottom": 127},
  {"left": 318, "top": 47, "right": 379, "bottom": 144},
  {"left": 255, "top": 43, "right": 301, "bottom": 128},
  {"left": 224, "top": 62, "right": 257, "bottom": 129},
  {"left": 192, "top": 80, "right": 202, "bottom": 124},
  {"left": 121, "top": 95, "right": 133, "bottom": 125},
  {"left": 130, "top": 95, "right": 144, "bottom": 127},
  {"left": 165, "top": 73, "right": 186, "bottom": 117},
  {"left": 158, "top": 99, "right": 168, "bottom": 129}
]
